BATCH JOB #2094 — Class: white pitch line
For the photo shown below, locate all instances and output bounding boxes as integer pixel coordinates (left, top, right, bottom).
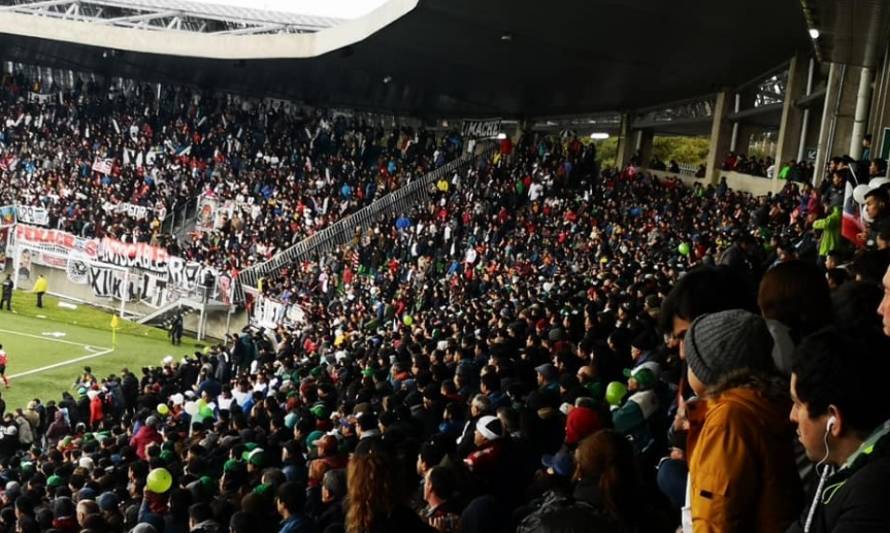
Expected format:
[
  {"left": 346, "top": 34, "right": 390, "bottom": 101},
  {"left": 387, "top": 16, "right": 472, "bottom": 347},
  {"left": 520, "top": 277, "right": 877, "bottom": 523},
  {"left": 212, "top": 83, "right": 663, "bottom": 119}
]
[
  {"left": 0, "top": 328, "right": 115, "bottom": 379},
  {"left": 8, "top": 347, "right": 115, "bottom": 379},
  {"left": 0, "top": 328, "right": 111, "bottom": 350}
]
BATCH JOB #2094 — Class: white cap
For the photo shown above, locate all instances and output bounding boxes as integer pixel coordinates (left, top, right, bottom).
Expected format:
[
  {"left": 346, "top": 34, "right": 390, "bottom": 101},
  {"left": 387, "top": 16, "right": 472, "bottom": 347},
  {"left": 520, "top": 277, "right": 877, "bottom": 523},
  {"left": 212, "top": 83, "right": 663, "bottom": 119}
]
[{"left": 78, "top": 456, "right": 95, "bottom": 471}]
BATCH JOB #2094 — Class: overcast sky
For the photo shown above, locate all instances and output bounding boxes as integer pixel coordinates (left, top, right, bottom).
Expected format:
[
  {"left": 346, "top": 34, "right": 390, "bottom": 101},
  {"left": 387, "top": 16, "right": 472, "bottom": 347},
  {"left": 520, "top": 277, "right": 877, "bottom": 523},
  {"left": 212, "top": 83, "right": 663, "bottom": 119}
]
[{"left": 195, "top": 0, "right": 391, "bottom": 19}]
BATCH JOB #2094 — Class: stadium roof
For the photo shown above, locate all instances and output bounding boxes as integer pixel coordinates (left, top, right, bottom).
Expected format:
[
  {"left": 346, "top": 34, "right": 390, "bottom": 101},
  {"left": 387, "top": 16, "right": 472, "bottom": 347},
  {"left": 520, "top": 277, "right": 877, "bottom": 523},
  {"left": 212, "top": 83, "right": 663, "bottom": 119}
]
[
  {"left": 801, "top": 0, "right": 890, "bottom": 68},
  {"left": 0, "top": 0, "right": 346, "bottom": 35},
  {"left": 0, "top": 0, "right": 811, "bottom": 118}
]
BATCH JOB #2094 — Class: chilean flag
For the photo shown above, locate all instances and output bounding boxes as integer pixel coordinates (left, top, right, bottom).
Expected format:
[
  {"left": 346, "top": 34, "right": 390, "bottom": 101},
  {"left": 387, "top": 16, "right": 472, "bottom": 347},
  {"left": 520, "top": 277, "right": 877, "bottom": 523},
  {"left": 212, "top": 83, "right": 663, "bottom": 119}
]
[{"left": 841, "top": 171, "right": 864, "bottom": 246}]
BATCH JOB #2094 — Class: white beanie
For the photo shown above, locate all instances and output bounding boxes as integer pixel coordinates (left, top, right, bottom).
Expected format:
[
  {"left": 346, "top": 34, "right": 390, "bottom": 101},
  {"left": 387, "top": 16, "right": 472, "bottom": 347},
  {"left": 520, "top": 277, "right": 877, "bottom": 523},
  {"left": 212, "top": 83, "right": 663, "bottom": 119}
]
[{"left": 475, "top": 415, "right": 503, "bottom": 441}]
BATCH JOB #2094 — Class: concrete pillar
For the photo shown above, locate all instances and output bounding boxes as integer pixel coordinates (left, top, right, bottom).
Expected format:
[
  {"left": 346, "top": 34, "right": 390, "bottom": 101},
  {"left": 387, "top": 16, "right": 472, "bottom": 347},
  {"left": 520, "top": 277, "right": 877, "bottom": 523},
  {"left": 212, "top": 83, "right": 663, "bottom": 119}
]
[
  {"left": 811, "top": 63, "right": 867, "bottom": 183},
  {"left": 704, "top": 91, "right": 733, "bottom": 185},
  {"left": 814, "top": 63, "right": 846, "bottom": 186},
  {"left": 729, "top": 93, "right": 742, "bottom": 151},
  {"left": 850, "top": 66, "right": 874, "bottom": 159},
  {"left": 797, "top": 57, "right": 817, "bottom": 162},
  {"left": 734, "top": 123, "right": 761, "bottom": 155},
  {"left": 868, "top": 42, "right": 890, "bottom": 159},
  {"left": 774, "top": 55, "right": 808, "bottom": 177},
  {"left": 638, "top": 129, "right": 655, "bottom": 165},
  {"left": 615, "top": 113, "right": 633, "bottom": 168}
]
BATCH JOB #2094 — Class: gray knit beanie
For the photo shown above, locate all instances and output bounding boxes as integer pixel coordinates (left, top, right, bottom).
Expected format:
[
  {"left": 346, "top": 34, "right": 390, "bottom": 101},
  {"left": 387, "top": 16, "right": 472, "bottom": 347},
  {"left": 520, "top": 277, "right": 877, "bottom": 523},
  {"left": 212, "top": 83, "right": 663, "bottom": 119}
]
[{"left": 684, "top": 309, "right": 775, "bottom": 386}]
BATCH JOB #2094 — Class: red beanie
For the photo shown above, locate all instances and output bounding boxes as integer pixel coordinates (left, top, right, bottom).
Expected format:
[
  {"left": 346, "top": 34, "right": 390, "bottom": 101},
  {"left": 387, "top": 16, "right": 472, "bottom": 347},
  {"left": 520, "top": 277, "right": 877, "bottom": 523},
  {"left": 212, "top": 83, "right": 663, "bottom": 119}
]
[{"left": 565, "top": 406, "right": 601, "bottom": 445}]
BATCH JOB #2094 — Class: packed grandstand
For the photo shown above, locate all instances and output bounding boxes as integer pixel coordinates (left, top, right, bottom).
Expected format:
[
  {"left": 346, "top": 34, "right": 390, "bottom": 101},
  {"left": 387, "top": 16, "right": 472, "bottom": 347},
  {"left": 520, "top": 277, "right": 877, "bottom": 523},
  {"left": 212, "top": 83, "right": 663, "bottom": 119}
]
[{"left": 0, "top": 1, "right": 889, "bottom": 533}]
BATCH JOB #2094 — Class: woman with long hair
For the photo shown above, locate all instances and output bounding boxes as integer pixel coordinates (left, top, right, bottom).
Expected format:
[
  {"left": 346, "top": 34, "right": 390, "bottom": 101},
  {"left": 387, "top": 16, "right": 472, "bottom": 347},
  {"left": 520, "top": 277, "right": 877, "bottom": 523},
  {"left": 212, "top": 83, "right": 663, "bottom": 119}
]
[
  {"left": 573, "top": 430, "right": 639, "bottom": 526},
  {"left": 517, "top": 430, "right": 670, "bottom": 533},
  {"left": 345, "top": 439, "right": 433, "bottom": 533}
]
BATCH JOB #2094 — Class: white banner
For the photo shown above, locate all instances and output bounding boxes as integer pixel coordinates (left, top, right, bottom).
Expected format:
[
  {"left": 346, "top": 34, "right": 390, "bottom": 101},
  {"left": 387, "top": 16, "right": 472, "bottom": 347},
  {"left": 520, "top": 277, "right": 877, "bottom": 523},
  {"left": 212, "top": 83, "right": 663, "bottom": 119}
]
[
  {"left": 15, "top": 205, "right": 49, "bottom": 226},
  {"left": 28, "top": 92, "right": 54, "bottom": 104},
  {"left": 462, "top": 118, "right": 502, "bottom": 138},
  {"left": 251, "top": 296, "right": 305, "bottom": 329},
  {"left": 12, "top": 224, "right": 222, "bottom": 308},
  {"left": 117, "top": 203, "right": 150, "bottom": 220},
  {"left": 253, "top": 297, "right": 287, "bottom": 329},
  {"left": 92, "top": 158, "right": 113, "bottom": 175}
]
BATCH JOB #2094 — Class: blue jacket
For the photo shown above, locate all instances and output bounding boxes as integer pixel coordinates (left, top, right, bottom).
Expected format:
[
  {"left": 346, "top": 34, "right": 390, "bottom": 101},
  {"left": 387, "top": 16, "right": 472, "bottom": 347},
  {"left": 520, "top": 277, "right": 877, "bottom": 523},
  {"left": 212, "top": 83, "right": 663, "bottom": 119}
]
[{"left": 279, "top": 514, "right": 315, "bottom": 533}]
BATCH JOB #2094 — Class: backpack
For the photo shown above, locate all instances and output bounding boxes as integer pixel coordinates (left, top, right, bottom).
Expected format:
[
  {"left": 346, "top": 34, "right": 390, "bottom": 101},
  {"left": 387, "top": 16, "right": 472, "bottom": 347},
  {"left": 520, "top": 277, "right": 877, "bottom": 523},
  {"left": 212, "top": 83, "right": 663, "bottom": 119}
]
[{"left": 517, "top": 490, "right": 619, "bottom": 533}]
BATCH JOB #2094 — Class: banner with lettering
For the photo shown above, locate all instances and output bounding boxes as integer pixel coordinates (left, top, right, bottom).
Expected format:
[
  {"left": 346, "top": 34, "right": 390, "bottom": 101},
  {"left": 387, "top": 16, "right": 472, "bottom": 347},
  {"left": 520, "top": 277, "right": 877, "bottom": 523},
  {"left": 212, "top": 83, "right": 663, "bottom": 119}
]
[
  {"left": 15, "top": 205, "right": 49, "bottom": 226},
  {"left": 92, "top": 158, "right": 113, "bottom": 175},
  {"left": 250, "top": 296, "right": 306, "bottom": 328},
  {"left": 252, "top": 296, "right": 288, "bottom": 329},
  {"left": 97, "top": 237, "right": 170, "bottom": 273},
  {"left": 27, "top": 92, "right": 55, "bottom": 104},
  {"left": 462, "top": 118, "right": 502, "bottom": 139},
  {"left": 13, "top": 225, "right": 99, "bottom": 258},
  {"left": 11, "top": 223, "right": 227, "bottom": 307}
]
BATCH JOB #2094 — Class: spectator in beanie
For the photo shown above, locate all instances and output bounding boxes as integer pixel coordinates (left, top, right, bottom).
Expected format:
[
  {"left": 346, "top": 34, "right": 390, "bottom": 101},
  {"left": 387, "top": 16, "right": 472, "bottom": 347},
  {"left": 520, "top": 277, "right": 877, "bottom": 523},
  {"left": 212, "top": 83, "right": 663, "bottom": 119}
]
[
  {"left": 464, "top": 416, "right": 504, "bottom": 475},
  {"left": 684, "top": 309, "right": 801, "bottom": 533},
  {"left": 535, "top": 364, "right": 559, "bottom": 394},
  {"left": 786, "top": 329, "right": 890, "bottom": 533},
  {"left": 563, "top": 405, "right": 602, "bottom": 449}
]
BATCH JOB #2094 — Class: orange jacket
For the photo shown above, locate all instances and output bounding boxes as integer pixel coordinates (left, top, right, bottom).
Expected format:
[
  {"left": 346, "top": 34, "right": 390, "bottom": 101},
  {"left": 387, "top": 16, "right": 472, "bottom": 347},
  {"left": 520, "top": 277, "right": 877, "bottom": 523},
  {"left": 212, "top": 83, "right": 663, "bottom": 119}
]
[{"left": 686, "top": 379, "right": 802, "bottom": 533}]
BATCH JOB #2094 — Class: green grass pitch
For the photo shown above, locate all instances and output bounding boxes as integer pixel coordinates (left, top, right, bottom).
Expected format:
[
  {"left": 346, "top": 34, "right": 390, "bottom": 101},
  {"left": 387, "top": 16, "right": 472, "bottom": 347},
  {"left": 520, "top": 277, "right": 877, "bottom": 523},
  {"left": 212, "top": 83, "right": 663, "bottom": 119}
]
[{"left": 0, "top": 290, "right": 206, "bottom": 411}]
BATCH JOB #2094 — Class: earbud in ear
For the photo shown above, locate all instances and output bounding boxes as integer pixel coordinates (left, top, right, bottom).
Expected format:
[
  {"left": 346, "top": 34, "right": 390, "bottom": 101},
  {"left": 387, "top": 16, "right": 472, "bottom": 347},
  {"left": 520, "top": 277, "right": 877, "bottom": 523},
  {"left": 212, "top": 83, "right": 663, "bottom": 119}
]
[{"left": 826, "top": 416, "right": 837, "bottom": 432}]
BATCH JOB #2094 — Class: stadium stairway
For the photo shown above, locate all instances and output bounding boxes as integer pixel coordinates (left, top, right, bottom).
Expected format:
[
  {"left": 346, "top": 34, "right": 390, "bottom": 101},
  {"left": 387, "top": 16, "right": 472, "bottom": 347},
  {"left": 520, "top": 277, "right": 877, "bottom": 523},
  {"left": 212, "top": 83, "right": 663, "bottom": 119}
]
[{"left": 138, "top": 295, "right": 229, "bottom": 341}]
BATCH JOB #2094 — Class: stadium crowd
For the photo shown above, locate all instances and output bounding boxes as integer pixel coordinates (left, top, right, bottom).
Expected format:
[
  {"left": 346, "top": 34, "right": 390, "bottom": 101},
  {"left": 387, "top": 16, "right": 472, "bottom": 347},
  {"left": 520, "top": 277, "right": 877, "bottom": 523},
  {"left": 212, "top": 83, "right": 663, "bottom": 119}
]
[
  {"left": 0, "top": 70, "right": 461, "bottom": 276},
  {"left": 1, "top": 75, "right": 890, "bottom": 533}
]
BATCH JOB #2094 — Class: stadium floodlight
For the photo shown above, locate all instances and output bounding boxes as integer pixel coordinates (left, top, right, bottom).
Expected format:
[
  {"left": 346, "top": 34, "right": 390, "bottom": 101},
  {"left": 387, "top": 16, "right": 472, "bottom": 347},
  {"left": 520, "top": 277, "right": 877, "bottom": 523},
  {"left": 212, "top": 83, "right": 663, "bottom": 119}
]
[
  {"left": 496, "top": 133, "right": 507, "bottom": 140},
  {"left": 590, "top": 132, "right": 610, "bottom": 140},
  {"left": 808, "top": 28, "right": 820, "bottom": 39},
  {"left": 382, "top": 75, "right": 393, "bottom": 84}
]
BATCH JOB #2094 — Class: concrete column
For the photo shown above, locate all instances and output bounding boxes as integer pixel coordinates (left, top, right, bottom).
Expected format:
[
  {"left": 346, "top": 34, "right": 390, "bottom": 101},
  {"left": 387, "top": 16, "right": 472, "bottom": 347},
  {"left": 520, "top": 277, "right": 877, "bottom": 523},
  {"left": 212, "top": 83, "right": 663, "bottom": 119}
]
[
  {"left": 615, "top": 113, "right": 633, "bottom": 168},
  {"left": 730, "top": 94, "right": 741, "bottom": 151},
  {"left": 850, "top": 66, "right": 874, "bottom": 159},
  {"left": 704, "top": 91, "right": 733, "bottom": 185},
  {"left": 734, "top": 123, "right": 761, "bottom": 155},
  {"left": 774, "top": 55, "right": 808, "bottom": 178},
  {"left": 797, "top": 57, "right": 816, "bottom": 162},
  {"left": 638, "top": 129, "right": 655, "bottom": 165},
  {"left": 814, "top": 63, "right": 846, "bottom": 186},
  {"left": 868, "top": 41, "right": 890, "bottom": 160}
]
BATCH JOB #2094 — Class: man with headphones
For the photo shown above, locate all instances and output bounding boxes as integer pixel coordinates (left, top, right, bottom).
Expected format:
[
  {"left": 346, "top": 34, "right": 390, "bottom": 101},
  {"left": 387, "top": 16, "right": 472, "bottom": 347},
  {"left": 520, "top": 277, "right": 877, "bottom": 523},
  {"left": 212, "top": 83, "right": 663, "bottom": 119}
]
[{"left": 787, "top": 329, "right": 890, "bottom": 532}]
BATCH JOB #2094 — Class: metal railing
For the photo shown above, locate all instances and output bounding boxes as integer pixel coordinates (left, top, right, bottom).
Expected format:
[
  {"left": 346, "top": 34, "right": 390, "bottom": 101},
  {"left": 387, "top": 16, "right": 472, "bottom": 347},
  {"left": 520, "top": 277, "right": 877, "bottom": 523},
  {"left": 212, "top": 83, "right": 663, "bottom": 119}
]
[
  {"left": 236, "top": 145, "right": 493, "bottom": 292},
  {"left": 678, "top": 164, "right": 699, "bottom": 176}
]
